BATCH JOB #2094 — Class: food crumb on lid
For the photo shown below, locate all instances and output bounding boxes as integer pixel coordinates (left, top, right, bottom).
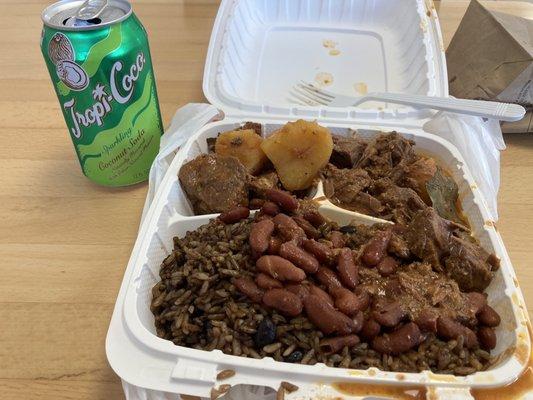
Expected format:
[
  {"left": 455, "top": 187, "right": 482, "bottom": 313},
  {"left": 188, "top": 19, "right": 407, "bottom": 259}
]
[
  {"left": 315, "top": 72, "right": 334, "bottom": 87},
  {"left": 353, "top": 82, "right": 368, "bottom": 95},
  {"left": 322, "top": 39, "right": 337, "bottom": 49},
  {"left": 329, "top": 49, "right": 341, "bottom": 56}
]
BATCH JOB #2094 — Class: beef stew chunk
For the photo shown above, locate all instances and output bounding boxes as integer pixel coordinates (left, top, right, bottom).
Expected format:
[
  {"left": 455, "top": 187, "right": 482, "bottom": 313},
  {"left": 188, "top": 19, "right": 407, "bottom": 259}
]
[
  {"left": 330, "top": 134, "right": 368, "bottom": 168},
  {"left": 405, "top": 207, "right": 454, "bottom": 269},
  {"left": 376, "top": 179, "right": 428, "bottom": 226},
  {"left": 178, "top": 153, "right": 249, "bottom": 214},
  {"left": 405, "top": 208, "right": 496, "bottom": 292},
  {"left": 355, "top": 132, "right": 417, "bottom": 178},
  {"left": 445, "top": 236, "right": 496, "bottom": 292},
  {"left": 322, "top": 164, "right": 383, "bottom": 215}
]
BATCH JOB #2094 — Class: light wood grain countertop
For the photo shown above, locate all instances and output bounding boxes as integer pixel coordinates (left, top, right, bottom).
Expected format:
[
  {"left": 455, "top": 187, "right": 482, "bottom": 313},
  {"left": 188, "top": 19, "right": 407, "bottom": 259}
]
[{"left": 1, "top": 1, "right": 532, "bottom": 399}]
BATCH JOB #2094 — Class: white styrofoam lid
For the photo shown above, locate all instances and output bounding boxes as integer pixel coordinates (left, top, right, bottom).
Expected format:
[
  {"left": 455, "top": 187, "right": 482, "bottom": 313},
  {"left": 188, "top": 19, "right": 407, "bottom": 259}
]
[{"left": 203, "top": 0, "right": 448, "bottom": 121}]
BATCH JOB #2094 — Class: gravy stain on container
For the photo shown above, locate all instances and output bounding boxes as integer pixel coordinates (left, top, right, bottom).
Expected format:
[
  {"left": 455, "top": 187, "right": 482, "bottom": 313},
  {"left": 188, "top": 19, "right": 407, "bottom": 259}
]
[
  {"left": 329, "top": 49, "right": 341, "bottom": 56},
  {"left": 484, "top": 220, "right": 498, "bottom": 231},
  {"left": 322, "top": 39, "right": 337, "bottom": 49},
  {"left": 471, "top": 368, "right": 533, "bottom": 399},
  {"left": 353, "top": 82, "right": 368, "bottom": 95},
  {"left": 333, "top": 383, "right": 426, "bottom": 400},
  {"left": 315, "top": 72, "right": 334, "bottom": 87}
]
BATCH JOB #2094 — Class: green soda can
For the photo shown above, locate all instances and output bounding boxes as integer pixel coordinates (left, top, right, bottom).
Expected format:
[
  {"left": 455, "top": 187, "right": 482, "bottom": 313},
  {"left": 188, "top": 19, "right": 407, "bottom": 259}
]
[{"left": 40, "top": 0, "right": 163, "bottom": 186}]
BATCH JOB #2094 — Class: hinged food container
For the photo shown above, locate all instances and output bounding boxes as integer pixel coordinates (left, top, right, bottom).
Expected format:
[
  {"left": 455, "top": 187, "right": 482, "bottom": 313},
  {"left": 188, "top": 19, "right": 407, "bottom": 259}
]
[{"left": 106, "top": 1, "right": 531, "bottom": 399}]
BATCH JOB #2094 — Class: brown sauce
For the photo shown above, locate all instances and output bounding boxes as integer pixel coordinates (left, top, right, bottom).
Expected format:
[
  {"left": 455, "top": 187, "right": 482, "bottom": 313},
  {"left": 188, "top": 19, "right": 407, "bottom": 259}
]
[
  {"left": 332, "top": 382, "right": 426, "bottom": 400},
  {"left": 471, "top": 367, "right": 533, "bottom": 400},
  {"left": 472, "top": 324, "right": 533, "bottom": 399}
]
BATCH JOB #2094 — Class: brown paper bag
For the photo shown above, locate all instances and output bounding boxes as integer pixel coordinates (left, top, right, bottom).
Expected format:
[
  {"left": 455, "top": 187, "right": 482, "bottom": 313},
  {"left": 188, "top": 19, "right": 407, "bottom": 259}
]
[{"left": 446, "top": 0, "right": 533, "bottom": 132}]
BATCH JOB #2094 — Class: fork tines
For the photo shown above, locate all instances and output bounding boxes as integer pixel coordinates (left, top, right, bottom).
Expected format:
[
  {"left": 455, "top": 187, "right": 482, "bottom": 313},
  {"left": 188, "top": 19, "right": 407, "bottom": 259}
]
[{"left": 288, "top": 81, "right": 333, "bottom": 106}]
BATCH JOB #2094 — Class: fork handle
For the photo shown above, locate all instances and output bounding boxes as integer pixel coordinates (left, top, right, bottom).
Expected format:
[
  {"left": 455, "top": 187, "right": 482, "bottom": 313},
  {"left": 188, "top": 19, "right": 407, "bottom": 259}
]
[{"left": 360, "top": 92, "right": 525, "bottom": 122}]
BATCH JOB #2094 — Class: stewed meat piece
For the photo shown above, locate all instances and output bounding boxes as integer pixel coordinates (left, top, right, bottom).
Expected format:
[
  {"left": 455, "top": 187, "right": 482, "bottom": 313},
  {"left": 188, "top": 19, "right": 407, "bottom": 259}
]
[
  {"left": 377, "top": 181, "right": 428, "bottom": 226},
  {"left": 444, "top": 236, "right": 496, "bottom": 292},
  {"left": 330, "top": 134, "right": 368, "bottom": 168},
  {"left": 322, "top": 164, "right": 382, "bottom": 215},
  {"left": 406, "top": 208, "right": 498, "bottom": 292},
  {"left": 178, "top": 153, "right": 249, "bottom": 214},
  {"left": 355, "top": 132, "right": 417, "bottom": 178},
  {"left": 405, "top": 208, "right": 454, "bottom": 269}
]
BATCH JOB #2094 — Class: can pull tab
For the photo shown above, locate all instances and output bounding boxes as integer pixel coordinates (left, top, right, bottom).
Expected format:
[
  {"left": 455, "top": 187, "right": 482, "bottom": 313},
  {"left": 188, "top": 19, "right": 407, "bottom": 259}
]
[{"left": 75, "top": 0, "right": 108, "bottom": 21}]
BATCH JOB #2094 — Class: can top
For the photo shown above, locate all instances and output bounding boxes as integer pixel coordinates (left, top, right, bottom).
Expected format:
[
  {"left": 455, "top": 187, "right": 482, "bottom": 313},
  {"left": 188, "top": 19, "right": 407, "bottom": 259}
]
[{"left": 42, "top": 0, "right": 132, "bottom": 31}]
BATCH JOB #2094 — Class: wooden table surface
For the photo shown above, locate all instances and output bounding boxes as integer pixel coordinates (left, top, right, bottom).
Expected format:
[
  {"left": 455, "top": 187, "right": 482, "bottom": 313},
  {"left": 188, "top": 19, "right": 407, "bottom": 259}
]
[{"left": 1, "top": 1, "right": 532, "bottom": 399}]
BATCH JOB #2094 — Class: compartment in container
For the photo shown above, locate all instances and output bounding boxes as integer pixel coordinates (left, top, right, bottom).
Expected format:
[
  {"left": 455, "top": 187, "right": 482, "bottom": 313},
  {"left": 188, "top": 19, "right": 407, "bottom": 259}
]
[
  {"left": 121, "top": 120, "right": 529, "bottom": 394},
  {"left": 204, "top": 0, "right": 446, "bottom": 115}
]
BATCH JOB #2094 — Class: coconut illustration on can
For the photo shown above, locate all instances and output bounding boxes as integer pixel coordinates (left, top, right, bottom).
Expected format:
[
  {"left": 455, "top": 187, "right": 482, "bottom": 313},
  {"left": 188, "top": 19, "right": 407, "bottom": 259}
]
[
  {"left": 56, "top": 60, "right": 89, "bottom": 90},
  {"left": 48, "top": 32, "right": 89, "bottom": 91},
  {"left": 48, "top": 33, "right": 74, "bottom": 65}
]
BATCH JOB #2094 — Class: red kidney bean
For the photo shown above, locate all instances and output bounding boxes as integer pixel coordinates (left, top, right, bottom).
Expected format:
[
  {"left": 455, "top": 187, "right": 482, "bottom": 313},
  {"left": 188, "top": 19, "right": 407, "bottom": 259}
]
[
  {"left": 319, "top": 335, "right": 360, "bottom": 355},
  {"left": 256, "top": 255, "right": 306, "bottom": 282},
  {"left": 265, "top": 188, "right": 299, "bottom": 212},
  {"left": 372, "top": 322, "right": 423, "bottom": 354},
  {"left": 415, "top": 309, "right": 438, "bottom": 333},
  {"left": 302, "top": 239, "right": 334, "bottom": 264},
  {"left": 279, "top": 242, "right": 319, "bottom": 274},
  {"left": 437, "top": 317, "right": 478, "bottom": 349},
  {"left": 309, "top": 285, "right": 333, "bottom": 307},
  {"left": 293, "top": 216, "right": 320, "bottom": 239},
  {"left": 372, "top": 301, "right": 406, "bottom": 327},
  {"left": 336, "top": 248, "right": 359, "bottom": 289},
  {"left": 352, "top": 310, "right": 364, "bottom": 333},
  {"left": 330, "top": 231, "right": 345, "bottom": 248},
  {"left": 262, "top": 289, "right": 303, "bottom": 317},
  {"left": 315, "top": 267, "right": 342, "bottom": 291},
  {"left": 233, "top": 277, "right": 264, "bottom": 303},
  {"left": 304, "top": 295, "right": 356, "bottom": 335},
  {"left": 249, "top": 219, "right": 275, "bottom": 254},
  {"left": 218, "top": 206, "right": 250, "bottom": 224},
  {"left": 255, "top": 273, "right": 283, "bottom": 289},
  {"left": 360, "top": 319, "right": 381, "bottom": 341},
  {"left": 354, "top": 288, "right": 371, "bottom": 311},
  {"left": 273, "top": 214, "right": 306, "bottom": 243},
  {"left": 261, "top": 201, "right": 280, "bottom": 216},
  {"left": 486, "top": 253, "right": 500, "bottom": 270},
  {"left": 466, "top": 292, "right": 487, "bottom": 316},
  {"left": 332, "top": 288, "right": 368, "bottom": 316},
  {"left": 361, "top": 229, "right": 392, "bottom": 266},
  {"left": 376, "top": 256, "right": 398, "bottom": 277},
  {"left": 303, "top": 210, "right": 326, "bottom": 227},
  {"left": 285, "top": 283, "right": 310, "bottom": 301},
  {"left": 478, "top": 326, "right": 497, "bottom": 350},
  {"left": 477, "top": 305, "right": 501, "bottom": 327},
  {"left": 249, "top": 198, "right": 265, "bottom": 209},
  {"left": 267, "top": 236, "right": 282, "bottom": 255}
]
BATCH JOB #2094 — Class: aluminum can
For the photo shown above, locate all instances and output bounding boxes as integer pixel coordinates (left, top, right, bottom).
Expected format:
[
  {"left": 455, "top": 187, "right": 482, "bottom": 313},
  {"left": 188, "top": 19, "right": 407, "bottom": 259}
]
[{"left": 41, "top": 0, "right": 163, "bottom": 186}]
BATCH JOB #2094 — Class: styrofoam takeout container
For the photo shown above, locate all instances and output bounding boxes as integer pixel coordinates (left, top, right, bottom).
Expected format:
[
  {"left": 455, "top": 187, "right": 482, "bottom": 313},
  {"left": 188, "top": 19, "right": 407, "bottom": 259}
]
[{"left": 106, "top": 1, "right": 531, "bottom": 399}]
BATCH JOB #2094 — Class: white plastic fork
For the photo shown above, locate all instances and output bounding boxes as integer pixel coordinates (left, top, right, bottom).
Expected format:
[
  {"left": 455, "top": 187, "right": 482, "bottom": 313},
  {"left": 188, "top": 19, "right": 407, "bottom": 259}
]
[
  {"left": 290, "top": 81, "right": 526, "bottom": 122},
  {"left": 311, "top": 180, "right": 393, "bottom": 227}
]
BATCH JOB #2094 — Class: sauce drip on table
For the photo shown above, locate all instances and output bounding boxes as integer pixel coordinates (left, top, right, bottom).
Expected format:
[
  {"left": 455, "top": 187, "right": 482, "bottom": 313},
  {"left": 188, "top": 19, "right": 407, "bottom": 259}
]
[{"left": 332, "top": 383, "right": 426, "bottom": 399}]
